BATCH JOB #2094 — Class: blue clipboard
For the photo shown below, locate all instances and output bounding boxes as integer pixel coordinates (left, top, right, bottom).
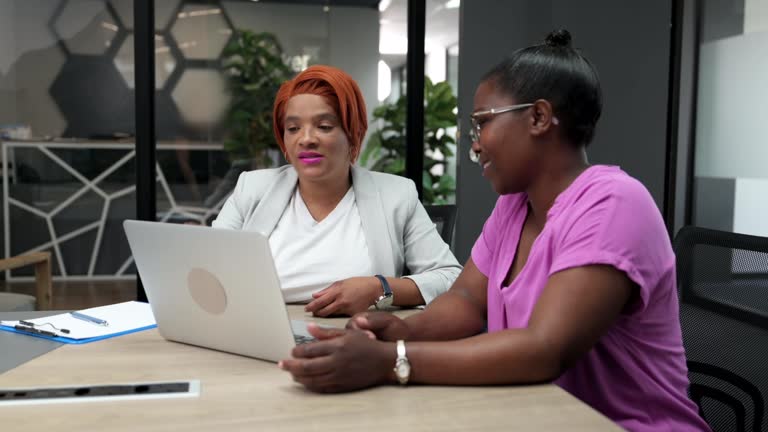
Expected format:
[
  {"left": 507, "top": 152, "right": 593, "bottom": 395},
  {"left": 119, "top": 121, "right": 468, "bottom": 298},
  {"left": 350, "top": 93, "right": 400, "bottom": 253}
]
[{"left": 0, "top": 323, "right": 157, "bottom": 344}]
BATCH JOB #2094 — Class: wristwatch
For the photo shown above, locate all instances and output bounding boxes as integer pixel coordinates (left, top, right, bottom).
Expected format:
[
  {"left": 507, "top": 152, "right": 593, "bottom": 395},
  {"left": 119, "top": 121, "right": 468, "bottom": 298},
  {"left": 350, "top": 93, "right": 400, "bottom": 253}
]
[
  {"left": 374, "top": 274, "right": 393, "bottom": 310},
  {"left": 394, "top": 340, "right": 411, "bottom": 385}
]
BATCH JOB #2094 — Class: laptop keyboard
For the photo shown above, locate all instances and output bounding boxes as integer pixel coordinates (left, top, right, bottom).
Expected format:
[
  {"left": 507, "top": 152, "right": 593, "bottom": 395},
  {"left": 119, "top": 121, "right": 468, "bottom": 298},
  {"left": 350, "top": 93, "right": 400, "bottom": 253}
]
[{"left": 293, "top": 334, "right": 315, "bottom": 345}]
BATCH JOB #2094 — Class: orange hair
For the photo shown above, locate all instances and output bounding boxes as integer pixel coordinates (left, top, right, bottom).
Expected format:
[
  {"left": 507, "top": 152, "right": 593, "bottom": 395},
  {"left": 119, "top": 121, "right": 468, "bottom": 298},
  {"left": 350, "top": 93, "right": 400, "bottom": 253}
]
[{"left": 273, "top": 65, "right": 368, "bottom": 162}]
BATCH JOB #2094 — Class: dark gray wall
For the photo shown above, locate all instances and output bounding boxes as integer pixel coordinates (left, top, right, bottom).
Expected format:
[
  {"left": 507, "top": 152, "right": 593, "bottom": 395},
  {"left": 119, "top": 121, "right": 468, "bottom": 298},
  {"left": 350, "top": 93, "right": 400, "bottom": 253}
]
[
  {"left": 701, "top": 0, "right": 744, "bottom": 42},
  {"left": 454, "top": 0, "right": 673, "bottom": 262}
]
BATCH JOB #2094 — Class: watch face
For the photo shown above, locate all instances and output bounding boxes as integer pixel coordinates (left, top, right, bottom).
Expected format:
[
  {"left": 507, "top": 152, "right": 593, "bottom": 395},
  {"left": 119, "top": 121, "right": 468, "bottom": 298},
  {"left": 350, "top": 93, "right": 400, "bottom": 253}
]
[
  {"left": 376, "top": 294, "right": 394, "bottom": 310},
  {"left": 396, "top": 360, "right": 411, "bottom": 381}
]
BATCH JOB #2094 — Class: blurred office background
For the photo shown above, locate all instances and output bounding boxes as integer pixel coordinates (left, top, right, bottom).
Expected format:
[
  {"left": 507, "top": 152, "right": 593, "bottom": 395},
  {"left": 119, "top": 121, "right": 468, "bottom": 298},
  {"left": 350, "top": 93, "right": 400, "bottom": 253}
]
[
  {"left": 0, "top": 0, "right": 765, "bottom": 309},
  {"left": 0, "top": 0, "right": 459, "bottom": 306}
]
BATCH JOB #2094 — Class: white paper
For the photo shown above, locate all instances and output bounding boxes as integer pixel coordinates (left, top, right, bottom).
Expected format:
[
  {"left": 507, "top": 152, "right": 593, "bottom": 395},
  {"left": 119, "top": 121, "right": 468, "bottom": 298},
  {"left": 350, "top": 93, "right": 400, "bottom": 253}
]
[{"left": 0, "top": 301, "right": 156, "bottom": 340}]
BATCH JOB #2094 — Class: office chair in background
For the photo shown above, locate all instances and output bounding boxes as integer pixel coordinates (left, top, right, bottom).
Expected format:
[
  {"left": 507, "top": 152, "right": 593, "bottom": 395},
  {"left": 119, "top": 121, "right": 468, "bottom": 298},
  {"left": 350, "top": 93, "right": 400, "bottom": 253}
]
[
  {"left": 424, "top": 204, "right": 457, "bottom": 248},
  {"left": 674, "top": 226, "right": 768, "bottom": 432}
]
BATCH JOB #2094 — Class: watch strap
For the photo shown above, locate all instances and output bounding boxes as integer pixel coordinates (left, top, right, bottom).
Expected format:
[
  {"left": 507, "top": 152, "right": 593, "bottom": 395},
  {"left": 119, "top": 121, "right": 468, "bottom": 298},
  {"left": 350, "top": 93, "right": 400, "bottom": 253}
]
[{"left": 374, "top": 274, "right": 392, "bottom": 296}]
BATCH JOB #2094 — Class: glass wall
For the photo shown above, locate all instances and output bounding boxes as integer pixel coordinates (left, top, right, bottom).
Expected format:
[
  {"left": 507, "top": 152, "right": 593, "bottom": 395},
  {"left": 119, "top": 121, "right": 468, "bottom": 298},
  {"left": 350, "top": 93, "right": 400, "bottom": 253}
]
[
  {"left": 368, "top": 0, "right": 459, "bottom": 204},
  {"left": 691, "top": 0, "right": 768, "bottom": 236},
  {"left": 0, "top": 0, "right": 137, "bottom": 282},
  {"left": 1, "top": 0, "right": 461, "bottom": 287},
  {"left": 424, "top": 0, "right": 459, "bottom": 204},
  {"left": 0, "top": 0, "right": 386, "bottom": 283}
]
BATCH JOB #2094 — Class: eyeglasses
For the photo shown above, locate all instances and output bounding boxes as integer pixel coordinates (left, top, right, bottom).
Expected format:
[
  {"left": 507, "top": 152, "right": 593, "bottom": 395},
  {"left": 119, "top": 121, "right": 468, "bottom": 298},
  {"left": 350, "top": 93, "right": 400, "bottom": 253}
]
[
  {"left": 467, "top": 103, "right": 533, "bottom": 164},
  {"left": 469, "top": 103, "right": 534, "bottom": 144}
]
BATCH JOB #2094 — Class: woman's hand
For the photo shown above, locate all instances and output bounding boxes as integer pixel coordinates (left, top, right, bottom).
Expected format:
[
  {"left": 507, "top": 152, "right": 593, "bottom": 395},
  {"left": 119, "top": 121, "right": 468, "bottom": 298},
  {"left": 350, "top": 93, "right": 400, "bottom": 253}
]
[
  {"left": 346, "top": 311, "right": 411, "bottom": 342},
  {"left": 305, "top": 277, "right": 381, "bottom": 317},
  {"left": 279, "top": 323, "right": 395, "bottom": 393}
]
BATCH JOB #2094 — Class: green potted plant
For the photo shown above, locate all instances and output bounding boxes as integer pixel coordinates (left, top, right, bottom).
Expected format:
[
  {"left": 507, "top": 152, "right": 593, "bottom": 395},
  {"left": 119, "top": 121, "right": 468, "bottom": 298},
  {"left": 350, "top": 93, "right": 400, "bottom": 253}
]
[
  {"left": 221, "top": 30, "right": 294, "bottom": 169},
  {"left": 360, "top": 77, "right": 457, "bottom": 204}
]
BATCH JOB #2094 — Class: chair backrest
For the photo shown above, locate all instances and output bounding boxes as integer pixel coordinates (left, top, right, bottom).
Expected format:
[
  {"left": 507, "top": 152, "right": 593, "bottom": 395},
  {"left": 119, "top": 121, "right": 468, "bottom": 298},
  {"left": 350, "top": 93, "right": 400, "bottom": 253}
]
[
  {"left": 424, "top": 204, "right": 456, "bottom": 247},
  {"left": 674, "top": 226, "right": 768, "bottom": 432}
]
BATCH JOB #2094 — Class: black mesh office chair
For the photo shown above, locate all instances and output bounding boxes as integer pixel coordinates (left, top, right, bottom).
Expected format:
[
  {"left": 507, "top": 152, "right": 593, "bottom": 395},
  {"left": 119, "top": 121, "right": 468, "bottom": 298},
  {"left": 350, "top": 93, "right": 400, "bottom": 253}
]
[
  {"left": 424, "top": 204, "right": 456, "bottom": 247},
  {"left": 674, "top": 226, "right": 768, "bottom": 432}
]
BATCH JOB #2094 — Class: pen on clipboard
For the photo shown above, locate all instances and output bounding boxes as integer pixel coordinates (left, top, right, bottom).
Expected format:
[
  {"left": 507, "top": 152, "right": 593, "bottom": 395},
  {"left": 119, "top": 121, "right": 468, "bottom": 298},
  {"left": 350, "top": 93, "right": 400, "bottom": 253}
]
[
  {"left": 70, "top": 311, "right": 109, "bottom": 326},
  {"left": 14, "top": 325, "right": 58, "bottom": 337}
]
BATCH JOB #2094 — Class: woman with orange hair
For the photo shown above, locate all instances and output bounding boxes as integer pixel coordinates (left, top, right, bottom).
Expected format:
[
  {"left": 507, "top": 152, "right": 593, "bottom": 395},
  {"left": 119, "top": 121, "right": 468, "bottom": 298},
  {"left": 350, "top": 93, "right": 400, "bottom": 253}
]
[{"left": 213, "top": 65, "right": 461, "bottom": 317}]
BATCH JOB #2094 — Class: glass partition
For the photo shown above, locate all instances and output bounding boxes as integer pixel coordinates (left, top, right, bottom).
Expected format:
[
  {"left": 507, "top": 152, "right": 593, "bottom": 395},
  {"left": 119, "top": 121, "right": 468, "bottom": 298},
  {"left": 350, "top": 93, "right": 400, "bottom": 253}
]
[
  {"left": 692, "top": 0, "right": 768, "bottom": 236},
  {"left": 1, "top": 0, "right": 136, "bottom": 288}
]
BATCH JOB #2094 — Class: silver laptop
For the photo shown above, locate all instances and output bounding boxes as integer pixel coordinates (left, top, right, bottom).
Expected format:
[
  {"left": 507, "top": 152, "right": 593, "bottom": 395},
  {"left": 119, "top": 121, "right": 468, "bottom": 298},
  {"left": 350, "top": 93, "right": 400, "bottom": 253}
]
[{"left": 123, "top": 220, "right": 314, "bottom": 363}]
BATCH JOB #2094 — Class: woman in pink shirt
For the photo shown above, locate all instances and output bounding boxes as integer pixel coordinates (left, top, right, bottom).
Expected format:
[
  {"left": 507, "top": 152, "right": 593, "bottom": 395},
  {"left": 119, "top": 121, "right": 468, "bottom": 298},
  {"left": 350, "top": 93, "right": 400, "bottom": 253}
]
[{"left": 280, "top": 30, "right": 710, "bottom": 432}]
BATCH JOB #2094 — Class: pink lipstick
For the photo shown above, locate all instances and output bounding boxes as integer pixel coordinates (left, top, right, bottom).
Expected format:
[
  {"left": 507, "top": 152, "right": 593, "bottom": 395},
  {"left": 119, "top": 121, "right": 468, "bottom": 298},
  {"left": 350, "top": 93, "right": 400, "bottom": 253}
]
[{"left": 298, "top": 151, "right": 324, "bottom": 165}]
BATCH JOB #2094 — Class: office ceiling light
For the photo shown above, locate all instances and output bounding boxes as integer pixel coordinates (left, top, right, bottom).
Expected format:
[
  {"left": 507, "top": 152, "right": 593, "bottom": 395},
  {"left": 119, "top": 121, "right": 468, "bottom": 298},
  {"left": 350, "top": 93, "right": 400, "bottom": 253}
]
[
  {"left": 444, "top": 0, "right": 460, "bottom": 9},
  {"left": 100, "top": 22, "right": 119, "bottom": 32}
]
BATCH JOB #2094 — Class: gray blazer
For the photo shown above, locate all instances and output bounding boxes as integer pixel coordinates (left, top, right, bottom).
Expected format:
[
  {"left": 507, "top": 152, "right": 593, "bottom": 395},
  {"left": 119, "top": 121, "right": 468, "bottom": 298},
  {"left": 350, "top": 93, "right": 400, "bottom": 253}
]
[{"left": 212, "top": 165, "right": 462, "bottom": 303}]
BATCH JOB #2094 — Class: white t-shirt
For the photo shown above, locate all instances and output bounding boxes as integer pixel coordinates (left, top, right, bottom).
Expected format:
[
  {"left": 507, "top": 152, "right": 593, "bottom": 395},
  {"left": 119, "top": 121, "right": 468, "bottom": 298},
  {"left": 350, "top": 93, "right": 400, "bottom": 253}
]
[{"left": 268, "top": 187, "right": 374, "bottom": 303}]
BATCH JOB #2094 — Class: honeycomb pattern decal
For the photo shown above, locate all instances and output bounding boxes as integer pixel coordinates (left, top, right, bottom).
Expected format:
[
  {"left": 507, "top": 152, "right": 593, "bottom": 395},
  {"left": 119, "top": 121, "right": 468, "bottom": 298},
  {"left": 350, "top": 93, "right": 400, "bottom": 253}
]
[
  {"left": 170, "top": 3, "right": 233, "bottom": 60},
  {"left": 171, "top": 68, "right": 230, "bottom": 127},
  {"left": 113, "top": 34, "right": 177, "bottom": 90},
  {"left": 47, "top": 0, "right": 235, "bottom": 139},
  {"left": 52, "top": 0, "right": 121, "bottom": 56},
  {"left": 109, "top": 0, "right": 180, "bottom": 31}
]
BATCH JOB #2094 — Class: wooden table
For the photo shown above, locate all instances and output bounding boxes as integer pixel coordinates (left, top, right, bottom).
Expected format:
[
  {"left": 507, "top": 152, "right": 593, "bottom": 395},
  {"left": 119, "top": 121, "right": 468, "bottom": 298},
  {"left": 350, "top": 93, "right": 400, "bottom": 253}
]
[{"left": 0, "top": 306, "right": 620, "bottom": 431}]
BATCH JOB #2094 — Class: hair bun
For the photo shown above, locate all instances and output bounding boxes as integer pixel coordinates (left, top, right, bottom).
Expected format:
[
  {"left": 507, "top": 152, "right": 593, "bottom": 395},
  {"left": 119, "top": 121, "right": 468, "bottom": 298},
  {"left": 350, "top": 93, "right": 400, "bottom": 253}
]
[{"left": 545, "top": 29, "right": 572, "bottom": 48}]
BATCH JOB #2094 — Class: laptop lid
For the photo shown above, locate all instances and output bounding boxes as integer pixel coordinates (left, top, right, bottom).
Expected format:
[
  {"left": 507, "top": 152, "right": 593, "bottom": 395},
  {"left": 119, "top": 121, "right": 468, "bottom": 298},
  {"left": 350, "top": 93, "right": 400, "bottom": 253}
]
[{"left": 123, "top": 220, "right": 297, "bottom": 362}]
